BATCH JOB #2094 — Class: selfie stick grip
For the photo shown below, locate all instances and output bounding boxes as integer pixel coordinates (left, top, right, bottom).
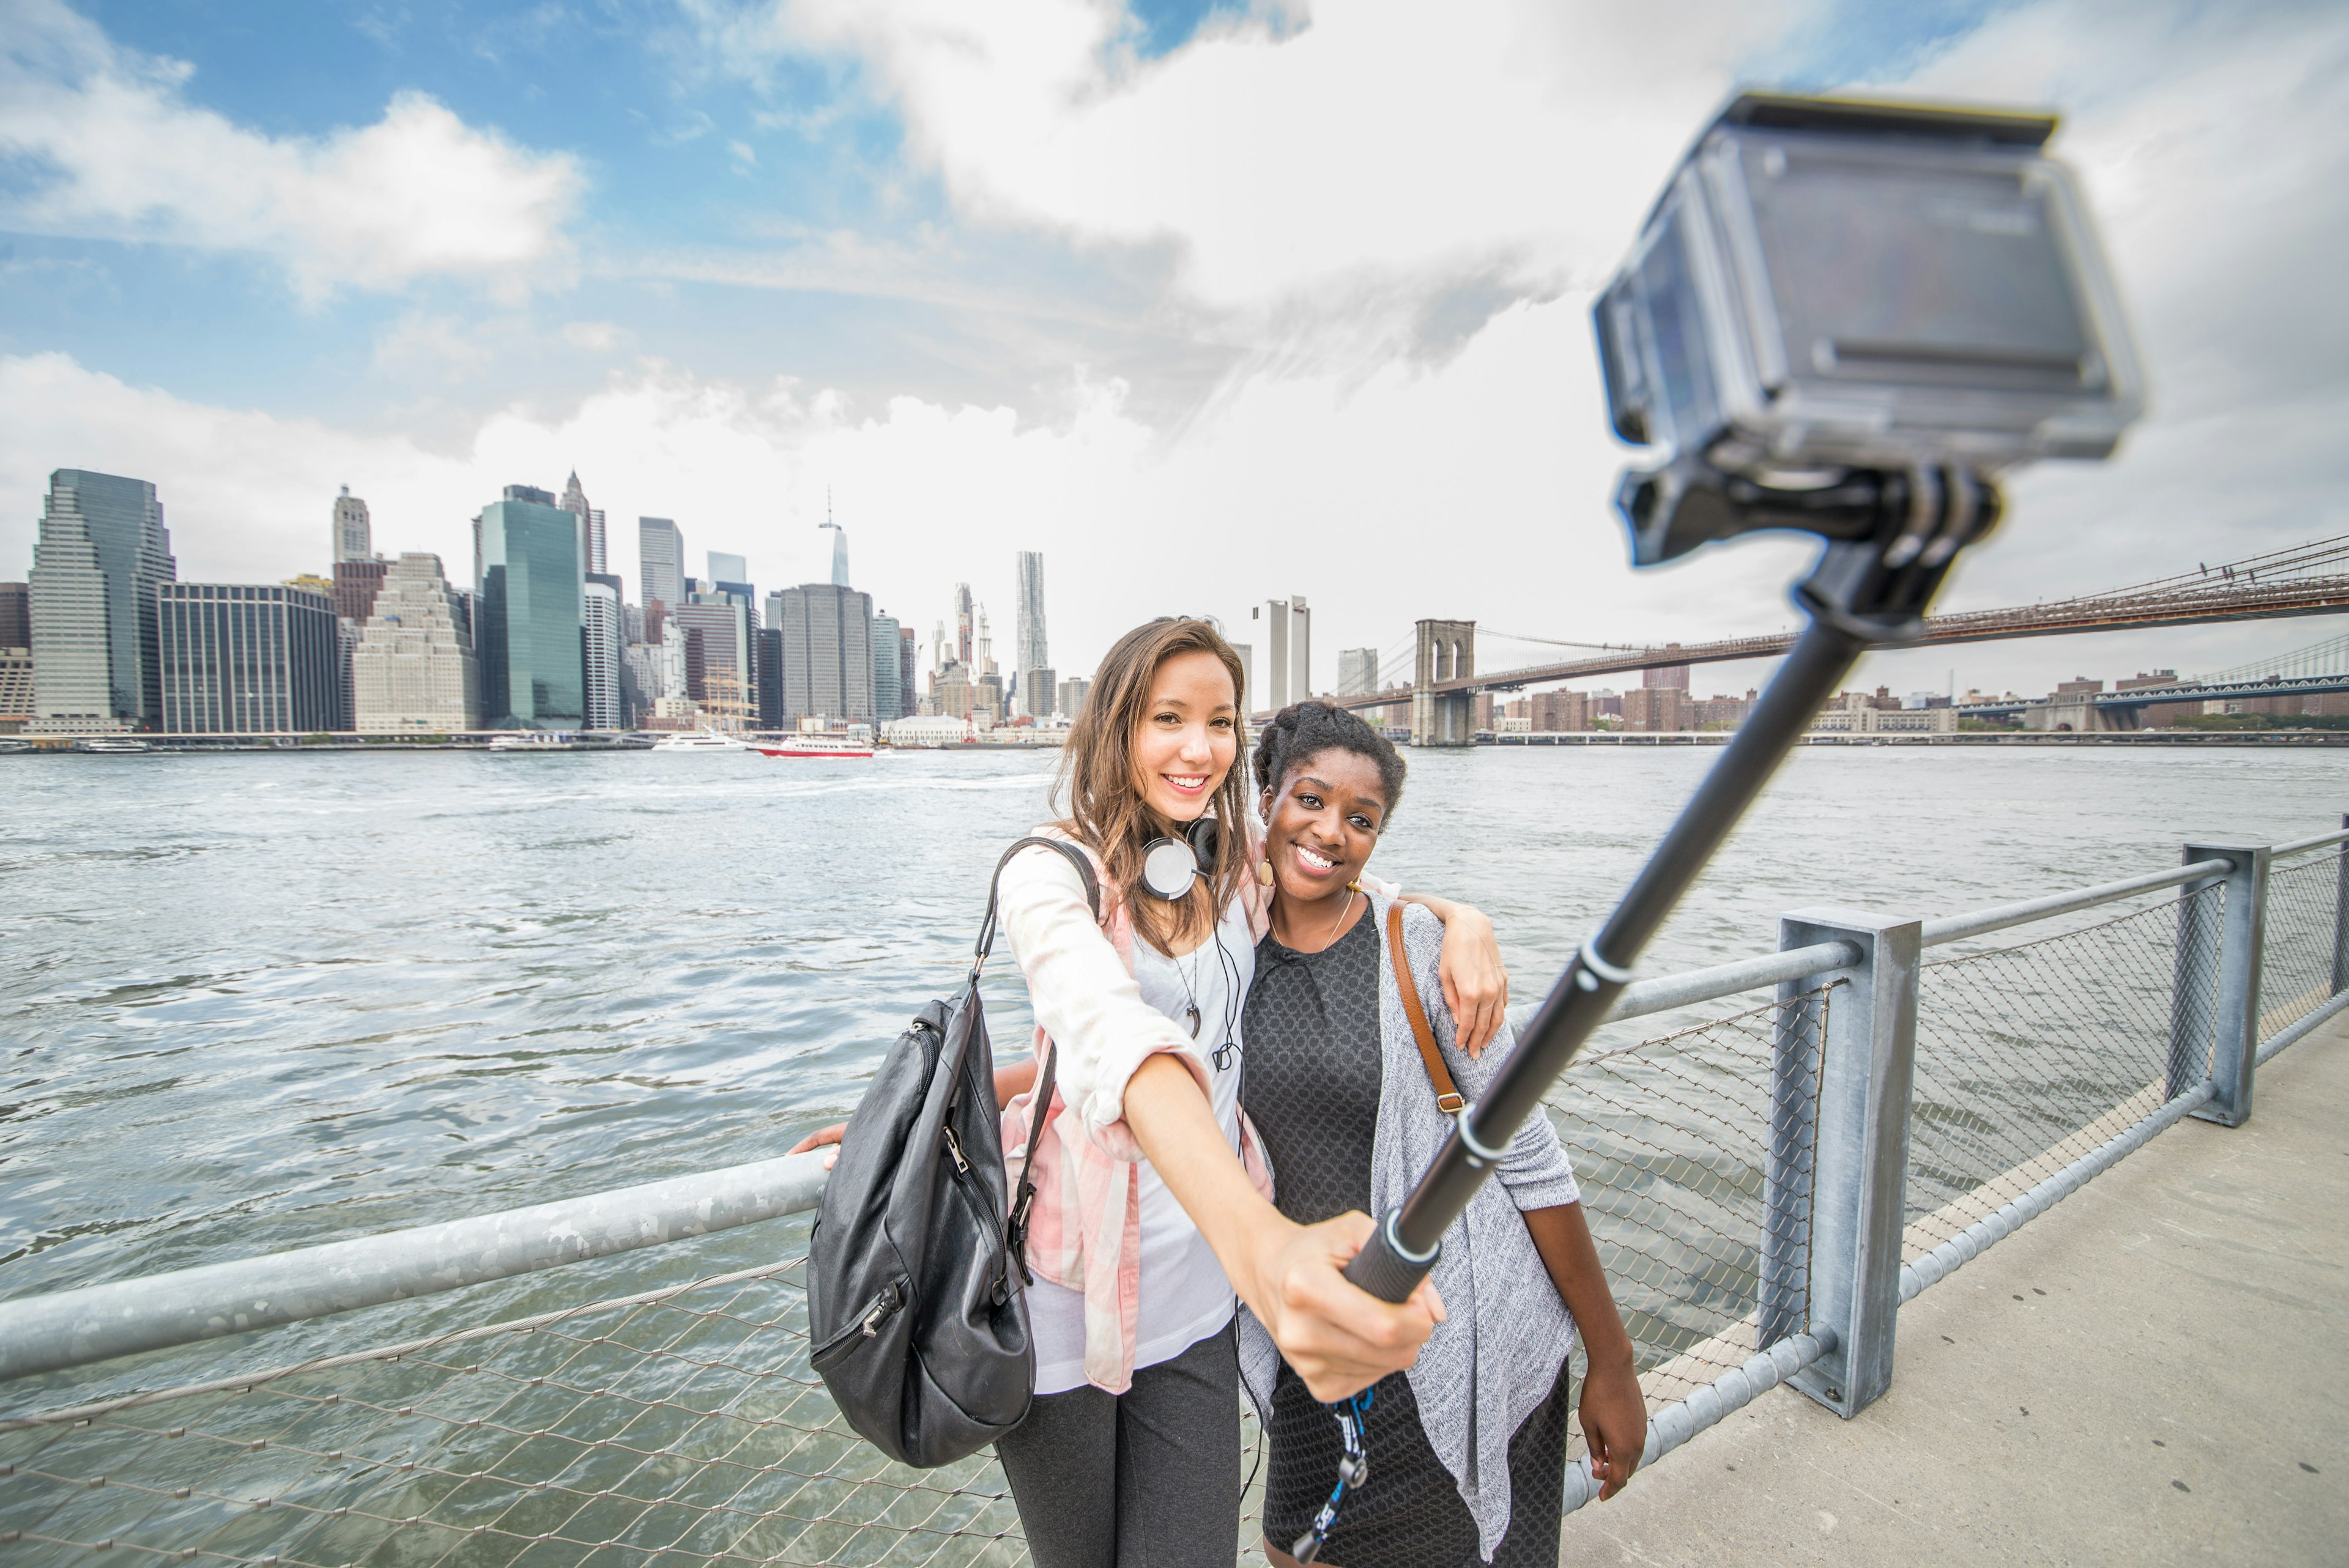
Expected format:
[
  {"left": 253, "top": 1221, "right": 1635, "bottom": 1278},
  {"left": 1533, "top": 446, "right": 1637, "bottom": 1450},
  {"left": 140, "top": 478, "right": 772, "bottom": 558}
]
[{"left": 1342, "top": 1210, "right": 1438, "bottom": 1303}]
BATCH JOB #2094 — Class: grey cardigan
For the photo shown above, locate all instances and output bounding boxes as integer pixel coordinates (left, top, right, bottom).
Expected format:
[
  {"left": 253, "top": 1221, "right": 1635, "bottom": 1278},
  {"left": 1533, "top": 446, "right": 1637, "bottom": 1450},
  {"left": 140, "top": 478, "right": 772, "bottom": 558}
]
[{"left": 1238, "top": 890, "right": 1581, "bottom": 1561}]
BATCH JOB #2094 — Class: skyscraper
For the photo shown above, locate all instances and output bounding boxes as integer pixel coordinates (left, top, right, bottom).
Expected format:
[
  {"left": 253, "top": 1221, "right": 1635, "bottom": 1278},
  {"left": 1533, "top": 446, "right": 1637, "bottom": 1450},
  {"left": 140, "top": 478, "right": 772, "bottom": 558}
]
[
  {"left": 773, "top": 582, "right": 874, "bottom": 724},
  {"left": 639, "top": 517, "right": 684, "bottom": 623},
  {"left": 954, "top": 583, "right": 974, "bottom": 667},
  {"left": 159, "top": 583, "right": 344, "bottom": 733},
  {"left": 0, "top": 582, "right": 28, "bottom": 650},
  {"left": 29, "top": 469, "right": 177, "bottom": 732},
  {"left": 353, "top": 553, "right": 480, "bottom": 732},
  {"left": 0, "top": 648, "right": 32, "bottom": 731},
  {"left": 708, "top": 552, "right": 748, "bottom": 588},
  {"left": 674, "top": 581, "right": 757, "bottom": 728},
  {"left": 898, "top": 626, "right": 917, "bottom": 720},
  {"left": 756, "top": 626, "right": 785, "bottom": 728},
  {"left": 1252, "top": 596, "right": 1311, "bottom": 711},
  {"left": 333, "top": 487, "right": 373, "bottom": 563},
  {"left": 1014, "top": 550, "right": 1049, "bottom": 716},
  {"left": 333, "top": 560, "right": 389, "bottom": 626},
  {"left": 584, "top": 572, "right": 625, "bottom": 730},
  {"left": 1338, "top": 647, "right": 1380, "bottom": 695},
  {"left": 558, "top": 472, "right": 608, "bottom": 577},
  {"left": 870, "top": 611, "right": 904, "bottom": 722},
  {"left": 475, "top": 486, "right": 585, "bottom": 730},
  {"left": 821, "top": 505, "right": 850, "bottom": 588}
]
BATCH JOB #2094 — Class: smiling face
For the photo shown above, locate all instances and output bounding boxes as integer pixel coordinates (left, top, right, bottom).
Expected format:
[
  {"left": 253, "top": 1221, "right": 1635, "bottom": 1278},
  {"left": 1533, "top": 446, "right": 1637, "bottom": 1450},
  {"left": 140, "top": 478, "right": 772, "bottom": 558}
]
[
  {"left": 1129, "top": 648, "right": 1239, "bottom": 826},
  {"left": 1260, "top": 747, "right": 1389, "bottom": 907}
]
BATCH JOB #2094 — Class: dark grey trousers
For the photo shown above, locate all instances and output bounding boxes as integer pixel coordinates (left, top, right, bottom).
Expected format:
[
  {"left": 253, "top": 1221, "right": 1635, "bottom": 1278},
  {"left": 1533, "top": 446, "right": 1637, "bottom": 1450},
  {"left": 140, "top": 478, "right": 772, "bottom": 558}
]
[{"left": 994, "top": 1322, "right": 1241, "bottom": 1568}]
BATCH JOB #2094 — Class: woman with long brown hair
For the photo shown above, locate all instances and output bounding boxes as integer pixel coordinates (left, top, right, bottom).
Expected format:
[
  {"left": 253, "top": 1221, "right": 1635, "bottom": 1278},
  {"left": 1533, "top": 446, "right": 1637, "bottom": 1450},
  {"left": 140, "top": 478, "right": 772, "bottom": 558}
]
[{"left": 985, "top": 616, "right": 1506, "bottom": 1566}]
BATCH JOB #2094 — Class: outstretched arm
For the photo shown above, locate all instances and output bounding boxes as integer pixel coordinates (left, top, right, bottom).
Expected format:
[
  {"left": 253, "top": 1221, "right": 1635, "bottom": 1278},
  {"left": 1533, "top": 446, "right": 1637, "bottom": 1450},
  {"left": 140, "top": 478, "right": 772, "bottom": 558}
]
[{"left": 1123, "top": 1052, "right": 1444, "bottom": 1401}]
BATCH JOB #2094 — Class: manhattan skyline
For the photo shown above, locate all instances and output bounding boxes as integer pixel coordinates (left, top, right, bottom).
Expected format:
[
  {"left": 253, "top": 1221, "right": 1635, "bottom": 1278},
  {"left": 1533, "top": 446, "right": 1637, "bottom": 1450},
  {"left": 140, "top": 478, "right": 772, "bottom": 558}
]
[{"left": 1, "top": 1, "right": 2342, "bottom": 700}]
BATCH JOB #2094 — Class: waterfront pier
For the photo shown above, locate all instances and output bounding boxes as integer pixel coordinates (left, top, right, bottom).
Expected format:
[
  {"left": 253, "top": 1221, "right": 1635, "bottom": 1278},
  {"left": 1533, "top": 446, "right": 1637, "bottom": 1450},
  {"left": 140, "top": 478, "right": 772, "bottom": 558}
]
[
  {"left": 1591, "top": 1007, "right": 2349, "bottom": 1565},
  {"left": 2, "top": 819, "right": 2343, "bottom": 1566}
]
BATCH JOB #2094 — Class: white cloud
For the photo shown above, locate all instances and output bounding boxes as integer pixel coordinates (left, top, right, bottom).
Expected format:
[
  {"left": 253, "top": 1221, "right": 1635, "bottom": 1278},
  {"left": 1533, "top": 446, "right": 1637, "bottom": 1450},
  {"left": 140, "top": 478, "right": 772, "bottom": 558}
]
[
  {"left": 703, "top": 0, "right": 1802, "bottom": 316},
  {"left": 561, "top": 321, "right": 625, "bottom": 352},
  {"left": 0, "top": 0, "right": 582, "bottom": 298}
]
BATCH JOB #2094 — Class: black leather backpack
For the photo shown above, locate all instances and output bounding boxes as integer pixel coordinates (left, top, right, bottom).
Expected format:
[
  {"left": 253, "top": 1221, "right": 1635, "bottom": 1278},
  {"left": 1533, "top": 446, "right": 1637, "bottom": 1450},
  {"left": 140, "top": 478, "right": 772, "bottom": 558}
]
[{"left": 806, "top": 835, "right": 1099, "bottom": 1468}]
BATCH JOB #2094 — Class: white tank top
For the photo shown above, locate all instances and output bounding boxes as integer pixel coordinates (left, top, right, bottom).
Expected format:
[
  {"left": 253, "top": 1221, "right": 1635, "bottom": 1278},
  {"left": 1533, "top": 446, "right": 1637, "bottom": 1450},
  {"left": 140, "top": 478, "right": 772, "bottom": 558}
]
[{"left": 1025, "top": 893, "right": 1255, "bottom": 1394}]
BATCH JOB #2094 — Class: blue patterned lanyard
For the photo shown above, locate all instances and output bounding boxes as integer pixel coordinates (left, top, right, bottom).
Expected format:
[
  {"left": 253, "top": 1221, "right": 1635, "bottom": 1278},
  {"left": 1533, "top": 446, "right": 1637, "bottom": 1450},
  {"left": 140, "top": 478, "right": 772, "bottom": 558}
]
[{"left": 1290, "top": 1387, "right": 1374, "bottom": 1566}]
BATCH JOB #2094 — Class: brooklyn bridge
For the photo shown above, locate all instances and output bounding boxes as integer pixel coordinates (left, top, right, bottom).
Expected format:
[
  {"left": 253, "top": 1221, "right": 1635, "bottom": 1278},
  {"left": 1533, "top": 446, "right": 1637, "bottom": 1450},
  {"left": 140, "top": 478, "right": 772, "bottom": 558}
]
[{"left": 1305, "top": 533, "right": 2349, "bottom": 744}]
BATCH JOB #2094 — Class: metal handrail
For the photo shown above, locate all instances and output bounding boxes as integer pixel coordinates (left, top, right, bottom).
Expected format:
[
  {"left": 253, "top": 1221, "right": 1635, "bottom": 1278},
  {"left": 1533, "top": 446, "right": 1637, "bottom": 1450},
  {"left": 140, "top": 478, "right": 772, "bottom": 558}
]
[
  {"left": 2272, "top": 826, "right": 2349, "bottom": 859},
  {"left": 0, "top": 1150, "right": 832, "bottom": 1382},
  {"left": 1919, "top": 857, "right": 2233, "bottom": 947},
  {"left": 1605, "top": 940, "right": 1860, "bottom": 1023}
]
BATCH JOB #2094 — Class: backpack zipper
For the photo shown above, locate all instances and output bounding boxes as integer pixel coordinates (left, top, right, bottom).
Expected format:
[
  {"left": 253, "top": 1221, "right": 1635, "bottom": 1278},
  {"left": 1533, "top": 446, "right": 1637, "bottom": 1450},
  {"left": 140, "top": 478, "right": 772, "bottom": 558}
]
[
  {"left": 810, "top": 1279, "right": 906, "bottom": 1371},
  {"left": 943, "top": 1126, "right": 970, "bottom": 1174}
]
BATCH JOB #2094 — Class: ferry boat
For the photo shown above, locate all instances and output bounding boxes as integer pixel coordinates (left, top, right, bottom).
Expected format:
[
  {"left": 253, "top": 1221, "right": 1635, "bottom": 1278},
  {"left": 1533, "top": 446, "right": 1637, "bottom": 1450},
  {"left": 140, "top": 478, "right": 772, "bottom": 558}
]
[
  {"left": 650, "top": 729, "right": 747, "bottom": 752},
  {"left": 488, "top": 731, "right": 651, "bottom": 752},
  {"left": 75, "top": 736, "right": 152, "bottom": 754},
  {"left": 751, "top": 733, "right": 874, "bottom": 759}
]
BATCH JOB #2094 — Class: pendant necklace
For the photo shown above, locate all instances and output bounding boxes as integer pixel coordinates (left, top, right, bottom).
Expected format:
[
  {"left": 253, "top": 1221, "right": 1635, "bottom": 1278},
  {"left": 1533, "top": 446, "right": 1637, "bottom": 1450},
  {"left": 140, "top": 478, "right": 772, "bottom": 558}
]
[{"left": 1175, "top": 942, "right": 1203, "bottom": 1038}]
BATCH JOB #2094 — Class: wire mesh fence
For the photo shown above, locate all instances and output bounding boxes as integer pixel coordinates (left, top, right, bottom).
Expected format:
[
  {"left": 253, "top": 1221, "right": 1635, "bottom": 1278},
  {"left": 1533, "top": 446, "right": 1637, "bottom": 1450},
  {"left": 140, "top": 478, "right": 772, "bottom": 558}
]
[
  {"left": 0, "top": 1257, "right": 1029, "bottom": 1568},
  {"left": 1539, "top": 986, "right": 1828, "bottom": 1427},
  {"left": 2260, "top": 848, "right": 2345, "bottom": 1040},
  {"left": 0, "top": 988, "right": 1828, "bottom": 1568},
  {"left": 1902, "top": 884, "right": 2225, "bottom": 1267}
]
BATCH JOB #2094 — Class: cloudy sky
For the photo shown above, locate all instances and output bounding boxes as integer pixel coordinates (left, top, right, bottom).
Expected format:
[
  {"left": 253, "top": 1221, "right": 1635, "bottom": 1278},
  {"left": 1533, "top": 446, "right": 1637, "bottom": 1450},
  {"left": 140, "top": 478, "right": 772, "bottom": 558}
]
[{"left": 2, "top": 0, "right": 2342, "bottom": 698}]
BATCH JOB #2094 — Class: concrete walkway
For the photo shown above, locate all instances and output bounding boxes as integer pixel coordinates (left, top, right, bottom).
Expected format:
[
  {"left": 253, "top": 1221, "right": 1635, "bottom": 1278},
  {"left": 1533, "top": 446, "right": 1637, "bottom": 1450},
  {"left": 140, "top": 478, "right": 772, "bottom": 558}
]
[{"left": 1572, "top": 1014, "right": 2349, "bottom": 1567}]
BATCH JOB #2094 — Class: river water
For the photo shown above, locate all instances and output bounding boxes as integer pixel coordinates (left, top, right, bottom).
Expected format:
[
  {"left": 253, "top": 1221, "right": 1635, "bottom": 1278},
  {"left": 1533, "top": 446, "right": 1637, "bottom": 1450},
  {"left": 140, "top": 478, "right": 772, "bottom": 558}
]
[{"left": 2, "top": 744, "right": 2341, "bottom": 1316}]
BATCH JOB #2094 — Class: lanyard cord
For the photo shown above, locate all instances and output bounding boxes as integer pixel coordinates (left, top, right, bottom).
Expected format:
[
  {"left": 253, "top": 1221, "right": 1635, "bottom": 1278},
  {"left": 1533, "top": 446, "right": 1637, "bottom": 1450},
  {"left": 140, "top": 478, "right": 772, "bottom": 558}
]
[{"left": 1291, "top": 1387, "right": 1374, "bottom": 1566}]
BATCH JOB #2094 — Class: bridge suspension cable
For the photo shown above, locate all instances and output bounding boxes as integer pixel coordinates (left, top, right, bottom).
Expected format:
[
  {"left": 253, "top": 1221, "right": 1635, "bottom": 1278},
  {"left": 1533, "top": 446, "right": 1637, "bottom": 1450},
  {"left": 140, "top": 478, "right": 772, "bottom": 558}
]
[{"left": 2193, "top": 629, "right": 2349, "bottom": 687}]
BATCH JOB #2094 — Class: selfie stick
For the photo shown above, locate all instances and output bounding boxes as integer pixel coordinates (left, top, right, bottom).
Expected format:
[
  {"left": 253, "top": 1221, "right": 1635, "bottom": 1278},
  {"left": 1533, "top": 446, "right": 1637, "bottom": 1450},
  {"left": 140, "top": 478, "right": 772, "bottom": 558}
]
[{"left": 1341, "top": 464, "right": 2001, "bottom": 1303}]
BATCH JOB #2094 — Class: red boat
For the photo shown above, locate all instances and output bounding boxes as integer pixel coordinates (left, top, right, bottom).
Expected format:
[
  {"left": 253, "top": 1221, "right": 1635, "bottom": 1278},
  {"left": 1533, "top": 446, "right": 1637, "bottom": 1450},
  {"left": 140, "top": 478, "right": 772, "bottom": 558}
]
[{"left": 751, "top": 733, "right": 875, "bottom": 758}]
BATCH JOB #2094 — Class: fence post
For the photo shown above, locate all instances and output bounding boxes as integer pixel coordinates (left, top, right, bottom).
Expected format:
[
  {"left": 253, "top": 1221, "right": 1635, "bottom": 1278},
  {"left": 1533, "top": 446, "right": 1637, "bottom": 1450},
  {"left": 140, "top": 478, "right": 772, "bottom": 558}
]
[
  {"left": 2181, "top": 841, "right": 2269, "bottom": 1126},
  {"left": 2331, "top": 815, "right": 2348, "bottom": 999},
  {"left": 1774, "top": 909, "right": 1920, "bottom": 1419},
  {"left": 2167, "top": 853, "right": 2224, "bottom": 1104}
]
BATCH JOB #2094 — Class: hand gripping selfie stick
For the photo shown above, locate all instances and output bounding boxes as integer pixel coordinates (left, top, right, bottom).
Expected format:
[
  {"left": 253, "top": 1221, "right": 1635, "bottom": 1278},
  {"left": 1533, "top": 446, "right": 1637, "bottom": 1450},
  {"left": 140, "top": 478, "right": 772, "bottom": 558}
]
[{"left": 1341, "top": 467, "right": 1998, "bottom": 1303}]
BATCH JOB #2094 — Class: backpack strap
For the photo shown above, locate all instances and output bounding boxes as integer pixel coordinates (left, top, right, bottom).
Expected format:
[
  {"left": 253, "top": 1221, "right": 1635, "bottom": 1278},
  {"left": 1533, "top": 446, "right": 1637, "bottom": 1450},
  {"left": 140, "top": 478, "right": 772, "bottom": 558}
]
[
  {"left": 984, "top": 835, "right": 1105, "bottom": 1279},
  {"left": 1388, "top": 902, "right": 1465, "bottom": 1115},
  {"left": 974, "top": 835, "right": 1100, "bottom": 973}
]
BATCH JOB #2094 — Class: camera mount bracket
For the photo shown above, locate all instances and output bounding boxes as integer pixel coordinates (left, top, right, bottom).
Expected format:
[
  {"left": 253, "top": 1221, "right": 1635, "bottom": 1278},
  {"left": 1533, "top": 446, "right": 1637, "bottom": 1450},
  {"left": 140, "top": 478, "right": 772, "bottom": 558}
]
[{"left": 1340, "top": 463, "right": 2001, "bottom": 1305}]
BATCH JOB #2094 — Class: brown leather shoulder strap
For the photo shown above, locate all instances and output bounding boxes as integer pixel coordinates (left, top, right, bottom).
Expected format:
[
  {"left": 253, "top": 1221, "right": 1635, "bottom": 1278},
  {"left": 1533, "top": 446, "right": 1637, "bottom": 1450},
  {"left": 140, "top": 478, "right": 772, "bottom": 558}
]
[{"left": 1387, "top": 902, "right": 1464, "bottom": 1114}]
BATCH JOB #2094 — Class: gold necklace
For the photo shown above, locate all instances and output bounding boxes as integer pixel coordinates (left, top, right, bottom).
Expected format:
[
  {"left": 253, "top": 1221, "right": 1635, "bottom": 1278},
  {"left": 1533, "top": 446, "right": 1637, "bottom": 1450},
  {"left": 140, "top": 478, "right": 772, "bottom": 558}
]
[{"left": 1323, "top": 885, "right": 1357, "bottom": 947}]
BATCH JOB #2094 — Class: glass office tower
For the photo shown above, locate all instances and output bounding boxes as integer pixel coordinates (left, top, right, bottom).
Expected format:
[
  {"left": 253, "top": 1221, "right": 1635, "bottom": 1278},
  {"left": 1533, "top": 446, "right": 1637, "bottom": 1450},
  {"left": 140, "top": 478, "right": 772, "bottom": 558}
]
[
  {"left": 158, "top": 584, "right": 344, "bottom": 733},
  {"left": 475, "top": 488, "right": 585, "bottom": 729},
  {"left": 29, "top": 468, "right": 177, "bottom": 731}
]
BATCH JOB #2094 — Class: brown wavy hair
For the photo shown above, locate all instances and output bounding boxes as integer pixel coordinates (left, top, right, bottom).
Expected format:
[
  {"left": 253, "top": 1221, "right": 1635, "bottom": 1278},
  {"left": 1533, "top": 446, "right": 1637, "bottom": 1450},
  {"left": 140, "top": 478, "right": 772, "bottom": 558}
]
[{"left": 1055, "top": 617, "right": 1248, "bottom": 953}]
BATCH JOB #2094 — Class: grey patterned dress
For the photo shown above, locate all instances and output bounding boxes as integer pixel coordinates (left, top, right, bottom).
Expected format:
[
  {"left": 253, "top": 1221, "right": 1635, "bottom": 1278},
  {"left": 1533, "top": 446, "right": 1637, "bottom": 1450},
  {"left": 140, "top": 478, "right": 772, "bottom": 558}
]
[{"left": 1244, "top": 913, "right": 1575, "bottom": 1567}]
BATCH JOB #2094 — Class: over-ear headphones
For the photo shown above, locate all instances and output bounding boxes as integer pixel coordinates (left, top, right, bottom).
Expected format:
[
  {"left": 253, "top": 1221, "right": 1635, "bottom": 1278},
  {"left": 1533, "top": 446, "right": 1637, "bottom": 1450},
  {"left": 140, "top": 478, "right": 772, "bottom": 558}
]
[{"left": 1140, "top": 816, "right": 1222, "bottom": 901}]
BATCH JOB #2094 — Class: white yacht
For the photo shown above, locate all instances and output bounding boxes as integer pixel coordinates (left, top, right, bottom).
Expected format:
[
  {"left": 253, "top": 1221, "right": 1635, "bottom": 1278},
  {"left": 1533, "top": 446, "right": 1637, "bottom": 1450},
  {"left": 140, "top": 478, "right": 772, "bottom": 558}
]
[{"left": 651, "top": 730, "right": 746, "bottom": 752}]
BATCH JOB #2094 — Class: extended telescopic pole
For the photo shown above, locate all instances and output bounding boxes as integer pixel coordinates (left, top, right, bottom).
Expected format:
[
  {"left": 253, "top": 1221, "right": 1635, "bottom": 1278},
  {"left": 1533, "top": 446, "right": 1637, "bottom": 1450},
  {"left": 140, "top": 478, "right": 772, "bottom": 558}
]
[{"left": 1341, "top": 468, "right": 1995, "bottom": 1303}]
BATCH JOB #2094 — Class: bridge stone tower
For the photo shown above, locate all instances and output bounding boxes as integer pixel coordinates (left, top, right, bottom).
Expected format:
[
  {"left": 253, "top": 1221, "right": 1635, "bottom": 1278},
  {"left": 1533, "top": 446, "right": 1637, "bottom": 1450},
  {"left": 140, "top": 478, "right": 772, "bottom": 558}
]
[{"left": 1411, "top": 619, "right": 1477, "bottom": 747}]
